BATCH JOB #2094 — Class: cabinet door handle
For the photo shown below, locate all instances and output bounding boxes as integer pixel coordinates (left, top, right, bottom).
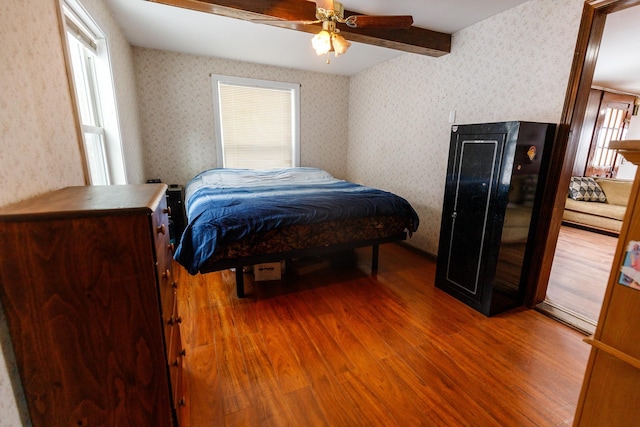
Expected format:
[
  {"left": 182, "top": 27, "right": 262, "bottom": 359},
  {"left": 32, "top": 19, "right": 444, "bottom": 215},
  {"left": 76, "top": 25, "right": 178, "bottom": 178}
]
[
  {"left": 157, "top": 224, "right": 166, "bottom": 235},
  {"left": 163, "top": 206, "right": 172, "bottom": 215},
  {"left": 451, "top": 212, "right": 457, "bottom": 218}
]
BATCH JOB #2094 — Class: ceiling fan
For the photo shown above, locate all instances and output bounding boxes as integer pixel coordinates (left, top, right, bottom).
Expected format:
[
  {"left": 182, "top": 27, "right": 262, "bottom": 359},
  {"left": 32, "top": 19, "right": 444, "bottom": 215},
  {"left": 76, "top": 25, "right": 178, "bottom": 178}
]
[
  {"left": 148, "top": 0, "right": 449, "bottom": 58},
  {"left": 255, "top": 0, "right": 414, "bottom": 60}
]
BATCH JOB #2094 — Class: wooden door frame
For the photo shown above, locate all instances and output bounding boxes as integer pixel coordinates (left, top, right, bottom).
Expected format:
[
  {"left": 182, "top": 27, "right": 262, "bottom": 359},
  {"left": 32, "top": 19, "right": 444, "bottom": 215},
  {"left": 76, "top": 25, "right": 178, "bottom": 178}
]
[{"left": 526, "top": 0, "right": 640, "bottom": 307}]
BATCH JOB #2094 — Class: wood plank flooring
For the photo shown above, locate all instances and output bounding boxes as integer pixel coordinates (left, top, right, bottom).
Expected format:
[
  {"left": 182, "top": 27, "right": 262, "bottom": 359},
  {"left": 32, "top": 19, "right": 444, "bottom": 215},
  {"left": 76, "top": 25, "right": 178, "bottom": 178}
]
[
  {"left": 546, "top": 225, "right": 617, "bottom": 322},
  {"left": 173, "top": 244, "right": 590, "bottom": 426}
]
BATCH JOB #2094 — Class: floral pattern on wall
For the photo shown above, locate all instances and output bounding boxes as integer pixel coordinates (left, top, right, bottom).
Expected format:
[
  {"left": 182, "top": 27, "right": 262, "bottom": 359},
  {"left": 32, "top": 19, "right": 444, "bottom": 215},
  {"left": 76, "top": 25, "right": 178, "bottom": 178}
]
[
  {"left": 133, "top": 48, "right": 350, "bottom": 186},
  {"left": 348, "top": 0, "right": 584, "bottom": 255},
  {"left": 0, "top": 0, "right": 85, "bottom": 208},
  {"left": 0, "top": 0, "right": 86, "bottom": 424}
]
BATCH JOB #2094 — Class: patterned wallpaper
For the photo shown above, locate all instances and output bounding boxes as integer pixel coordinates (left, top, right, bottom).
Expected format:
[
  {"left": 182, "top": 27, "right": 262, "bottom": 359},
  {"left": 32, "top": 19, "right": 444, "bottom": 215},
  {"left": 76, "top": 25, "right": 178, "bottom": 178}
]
[
  {"left": 348, "top": 0, "right": 585, "bottom": 255},
  {"left": 0, "top": 0, "right": 85, "bottom": 207},
  {"left": 133, "top": 48, "right": 350, "bottom": 187},
  {"left": 1, "top": 0, "right": 85, "bottom": 424}
]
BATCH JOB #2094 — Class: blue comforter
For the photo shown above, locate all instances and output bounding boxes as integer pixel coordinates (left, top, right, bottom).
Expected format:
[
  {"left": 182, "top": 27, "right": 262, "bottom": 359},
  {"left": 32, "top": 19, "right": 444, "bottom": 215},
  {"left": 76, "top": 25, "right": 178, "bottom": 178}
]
[{"left": 174, "top": 168, "right": 419, "bottom": 274}]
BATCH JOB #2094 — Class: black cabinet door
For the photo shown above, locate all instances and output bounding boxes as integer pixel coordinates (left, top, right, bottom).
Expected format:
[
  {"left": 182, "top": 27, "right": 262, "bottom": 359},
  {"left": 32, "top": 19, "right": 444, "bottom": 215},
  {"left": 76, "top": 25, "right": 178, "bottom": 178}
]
[
  {"left": 440, "top": 134, "right": 506, "bottom": 302},
  {"left": 436, "top": 121, "right": 555, "bottom": 316}
]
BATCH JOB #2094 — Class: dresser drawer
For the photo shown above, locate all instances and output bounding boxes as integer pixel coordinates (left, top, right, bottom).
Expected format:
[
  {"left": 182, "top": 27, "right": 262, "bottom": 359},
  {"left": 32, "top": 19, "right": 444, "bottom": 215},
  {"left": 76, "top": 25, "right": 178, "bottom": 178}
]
[
  {"left": 158, "top": 268, "right": 176, "bottom": 317},
  {"left": 164, "top": 289, "right": 179, "bottom": 358},
  {"left": 152, "top": 197, "right": 171, "bottom": 252},
  {"left": 156, "top": 230, "right": 175, "bottom": 320},
  {"left": 168, "top": 324, "right": 185, "bottom": 408}
]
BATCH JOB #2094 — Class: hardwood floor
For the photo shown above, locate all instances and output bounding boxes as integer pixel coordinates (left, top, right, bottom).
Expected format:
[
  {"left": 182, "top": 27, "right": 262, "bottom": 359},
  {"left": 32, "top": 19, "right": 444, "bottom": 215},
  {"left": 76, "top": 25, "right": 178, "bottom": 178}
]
[
  {"left": 174, "top": 244, "right": 590, "bottom": 426},
  {"left": 546, "top": 225, "right": 618, "bottom": 323}
]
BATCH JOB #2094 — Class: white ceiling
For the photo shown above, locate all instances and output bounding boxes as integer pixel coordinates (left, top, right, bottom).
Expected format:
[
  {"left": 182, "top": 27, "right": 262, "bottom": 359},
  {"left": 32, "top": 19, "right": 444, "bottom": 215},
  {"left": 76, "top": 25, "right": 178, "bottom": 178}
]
[
  {"left": 103, "top": 0, "right": 530, "bottom": 76},
  {"left": 593, "top": 5, "right": 640, "bottom": 95},
  {"left": 103, "top": 0, "right": 640, "bottom": 94}
]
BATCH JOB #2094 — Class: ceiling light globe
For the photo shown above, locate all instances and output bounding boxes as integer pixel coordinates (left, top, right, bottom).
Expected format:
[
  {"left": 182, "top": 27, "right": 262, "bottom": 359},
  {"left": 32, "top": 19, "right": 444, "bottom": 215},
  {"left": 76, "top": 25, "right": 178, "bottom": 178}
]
[
  {"left": 332, "top": 34, "right": 351, "bottom": 56},
  {"left": 311, "top": 30, "right": 332, "bottom": 55}
]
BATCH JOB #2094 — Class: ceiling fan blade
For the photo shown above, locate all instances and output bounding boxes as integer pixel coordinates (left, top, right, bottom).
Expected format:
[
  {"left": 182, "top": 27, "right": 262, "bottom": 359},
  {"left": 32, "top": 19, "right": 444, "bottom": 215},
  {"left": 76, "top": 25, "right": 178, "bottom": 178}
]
[
  {"left": 252, "top": 18, "right": 321, "bottom": 25},
  {"left": 346, "top": 15, "right": 414, "bottom": 29},
  {"left": 315, "top": 0, "right": 335, "bottom": 11}
]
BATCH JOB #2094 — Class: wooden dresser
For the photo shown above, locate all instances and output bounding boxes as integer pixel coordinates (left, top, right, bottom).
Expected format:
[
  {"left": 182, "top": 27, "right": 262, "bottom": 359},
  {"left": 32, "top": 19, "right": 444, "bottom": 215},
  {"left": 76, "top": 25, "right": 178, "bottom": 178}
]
[{"left": 0, "top": 184, "right": 187, "bottom": 427}]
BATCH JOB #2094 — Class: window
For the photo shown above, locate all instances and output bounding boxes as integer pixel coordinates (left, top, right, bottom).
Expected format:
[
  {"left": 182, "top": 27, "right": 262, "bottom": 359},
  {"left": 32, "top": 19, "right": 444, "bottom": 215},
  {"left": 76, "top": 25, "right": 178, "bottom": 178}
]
[
  {"left": 211, "top": 75, "right": 300, "bottom": 169},
  {"left": 584, "top": 91, "right": 634, "bottom": 177},
  {"left": 63, "top": 0, "right": 126, "bottom": 185}
]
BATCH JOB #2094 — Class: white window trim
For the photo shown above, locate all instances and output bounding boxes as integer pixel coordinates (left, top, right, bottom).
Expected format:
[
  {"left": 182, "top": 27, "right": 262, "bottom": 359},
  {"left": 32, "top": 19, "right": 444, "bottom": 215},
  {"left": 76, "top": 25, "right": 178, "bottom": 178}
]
[
  {"left": 62, "top": 0, "right": 127, "bottom": 185},
  {"left": 211, "top": 74, "right": 301, "bottom": 169}
]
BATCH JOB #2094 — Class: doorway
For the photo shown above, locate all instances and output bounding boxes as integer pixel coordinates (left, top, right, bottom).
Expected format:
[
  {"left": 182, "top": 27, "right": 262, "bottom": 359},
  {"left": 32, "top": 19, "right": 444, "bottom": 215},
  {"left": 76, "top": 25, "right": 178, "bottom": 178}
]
[{"left": 529, "top": 0, "right": 640, "bottom": 333}]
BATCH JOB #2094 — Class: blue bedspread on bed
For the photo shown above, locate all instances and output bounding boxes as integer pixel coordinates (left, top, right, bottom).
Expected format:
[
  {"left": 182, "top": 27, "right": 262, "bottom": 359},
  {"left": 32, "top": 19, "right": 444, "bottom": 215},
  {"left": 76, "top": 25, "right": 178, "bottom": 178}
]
[{"left": 174, "top": 168, "right": 419, "bottom": 274}]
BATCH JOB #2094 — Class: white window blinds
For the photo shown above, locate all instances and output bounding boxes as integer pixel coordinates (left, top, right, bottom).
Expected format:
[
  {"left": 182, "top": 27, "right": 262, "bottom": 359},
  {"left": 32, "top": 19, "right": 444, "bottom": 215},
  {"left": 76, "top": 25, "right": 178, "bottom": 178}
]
[{"left": 212, "top": 75, "right": 300, "bottom": 169}]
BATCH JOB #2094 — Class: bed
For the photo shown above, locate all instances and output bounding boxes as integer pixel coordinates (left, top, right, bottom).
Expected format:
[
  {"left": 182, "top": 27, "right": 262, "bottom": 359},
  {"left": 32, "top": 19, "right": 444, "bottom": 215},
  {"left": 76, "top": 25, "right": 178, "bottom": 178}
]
[{"left": 174, "top": 167, "right": 419, "bottom": 297}]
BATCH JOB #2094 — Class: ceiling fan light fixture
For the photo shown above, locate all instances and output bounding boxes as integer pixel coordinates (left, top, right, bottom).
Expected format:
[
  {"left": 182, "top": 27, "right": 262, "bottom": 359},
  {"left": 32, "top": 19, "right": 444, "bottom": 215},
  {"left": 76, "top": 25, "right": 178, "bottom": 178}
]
[{"left": 311, "top": 20, "right": 350, "bottom": 59}]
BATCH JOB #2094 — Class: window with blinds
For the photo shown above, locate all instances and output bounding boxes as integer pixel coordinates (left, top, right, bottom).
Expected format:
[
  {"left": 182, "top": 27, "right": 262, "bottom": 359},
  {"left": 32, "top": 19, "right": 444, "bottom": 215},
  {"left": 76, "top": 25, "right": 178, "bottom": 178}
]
[{"left": 212, "top": 75, "right": 300, "bottom": 169}]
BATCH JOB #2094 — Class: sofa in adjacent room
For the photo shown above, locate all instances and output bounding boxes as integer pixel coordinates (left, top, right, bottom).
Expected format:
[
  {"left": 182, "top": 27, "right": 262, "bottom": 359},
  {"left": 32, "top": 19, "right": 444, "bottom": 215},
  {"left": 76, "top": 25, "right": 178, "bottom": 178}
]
[{"left": 562, "top": 176, "right": 633, "bottom": 234}]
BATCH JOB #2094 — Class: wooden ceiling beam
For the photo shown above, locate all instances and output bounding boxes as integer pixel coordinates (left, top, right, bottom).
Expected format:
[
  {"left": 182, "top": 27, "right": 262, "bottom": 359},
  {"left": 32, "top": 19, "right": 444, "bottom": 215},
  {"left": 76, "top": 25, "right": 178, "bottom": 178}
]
[{"left": 148, "top": 0, "right": 451, "bottom": 57}]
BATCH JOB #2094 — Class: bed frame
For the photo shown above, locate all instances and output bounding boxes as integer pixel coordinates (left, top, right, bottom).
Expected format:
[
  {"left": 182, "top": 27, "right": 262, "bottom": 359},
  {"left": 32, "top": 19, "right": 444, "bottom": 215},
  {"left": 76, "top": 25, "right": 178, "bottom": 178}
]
[{"left": 200, "top": 232, "right": 407, "bottom": 297}]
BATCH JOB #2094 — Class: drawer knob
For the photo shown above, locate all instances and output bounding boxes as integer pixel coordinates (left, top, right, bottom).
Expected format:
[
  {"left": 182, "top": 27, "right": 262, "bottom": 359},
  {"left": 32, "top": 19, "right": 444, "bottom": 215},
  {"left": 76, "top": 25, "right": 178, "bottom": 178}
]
[
  {"left": 168, "top": 317, "right": 174, "bottom": 326},
  {"left": 176, "top": 316, "right": 182, "bottom": 324},
  {"left": 172, "top": 281, "right": 178, "bottom": 289},
  {"left": 173, "top": 358, "right": 179, "bottom": 367},
  {"left": 180, "top": 348, "right": 186, "bottom": 357},
  {"left": 163, "top": 206, "right": 172, "bottom": 215},
  {"left": 168, "top": 243, "right": 175, "bottom": 253},
  {"left": 162, "top": 269, "right": 171, "bottom": 279},
  {"left": 157, "top": 224, "right": 166, "bottom": 235},
  {"left": 179, "top": 398, "right": 186, "bottom": 407}
]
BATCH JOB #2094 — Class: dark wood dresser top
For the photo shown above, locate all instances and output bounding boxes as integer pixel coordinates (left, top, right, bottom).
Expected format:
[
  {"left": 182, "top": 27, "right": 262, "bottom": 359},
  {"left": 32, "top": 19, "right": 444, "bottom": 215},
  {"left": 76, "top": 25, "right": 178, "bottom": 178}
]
[{"left": 0, "top": 184, "right": 167, "bottom": 220}]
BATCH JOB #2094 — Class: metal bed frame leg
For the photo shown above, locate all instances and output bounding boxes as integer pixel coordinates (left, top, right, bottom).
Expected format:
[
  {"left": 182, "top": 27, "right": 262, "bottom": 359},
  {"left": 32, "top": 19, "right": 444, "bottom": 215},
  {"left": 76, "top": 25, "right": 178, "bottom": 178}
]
[
  {"left": 372, "top": 244, "right": 379, "bottom": 274},
  {"left": 236, "top": 267, "right": 245, "bottom": 298}
]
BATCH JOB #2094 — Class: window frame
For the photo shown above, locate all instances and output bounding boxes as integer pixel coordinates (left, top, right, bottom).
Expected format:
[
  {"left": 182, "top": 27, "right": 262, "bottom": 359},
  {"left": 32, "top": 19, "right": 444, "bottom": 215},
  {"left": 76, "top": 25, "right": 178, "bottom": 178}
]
[
  {"left": 61, "top": 0, "right": 127, "bottom": 185},
  {"left": 211, "top": 74, "right": 301, "bottom": 169},
  {"left": 583, "top": 90, "right": 635, "bottom": 177}
]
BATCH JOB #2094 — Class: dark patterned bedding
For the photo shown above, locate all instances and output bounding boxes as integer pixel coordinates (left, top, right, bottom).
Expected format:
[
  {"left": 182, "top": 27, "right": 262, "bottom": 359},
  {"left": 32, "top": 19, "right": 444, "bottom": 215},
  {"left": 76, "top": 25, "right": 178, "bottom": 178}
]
[
  {"left": 174, "top": 167, "right": 419, "bottom": 277},
  {"left": 200, "top": 215, "right": 408, "bottom": 270}
]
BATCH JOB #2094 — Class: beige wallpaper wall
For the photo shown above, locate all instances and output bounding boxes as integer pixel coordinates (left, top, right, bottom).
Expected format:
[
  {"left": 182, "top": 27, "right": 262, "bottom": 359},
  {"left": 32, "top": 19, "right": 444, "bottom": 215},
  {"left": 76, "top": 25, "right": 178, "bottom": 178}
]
[
  {"left": 0, "top": 0, "right": 85, "bottom": 207},
  {"left": 347, "top": 0, "right": 585, "bottom": 255},
  {"left": 0, "top": 0, "right": 84, "bottom": 424},
  {"left": 0, "top": 0, "right": 143, "bottom": 424},
  {"left": 133, "top": 48, "right": 350, "bottom": 186}
]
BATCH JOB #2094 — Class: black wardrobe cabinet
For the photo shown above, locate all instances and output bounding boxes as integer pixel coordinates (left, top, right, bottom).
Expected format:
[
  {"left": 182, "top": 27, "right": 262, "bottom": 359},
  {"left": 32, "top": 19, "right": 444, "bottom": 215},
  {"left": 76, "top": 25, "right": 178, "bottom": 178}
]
[{"left": 435, "top": 121, "right": 556, "bottom": 316}]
